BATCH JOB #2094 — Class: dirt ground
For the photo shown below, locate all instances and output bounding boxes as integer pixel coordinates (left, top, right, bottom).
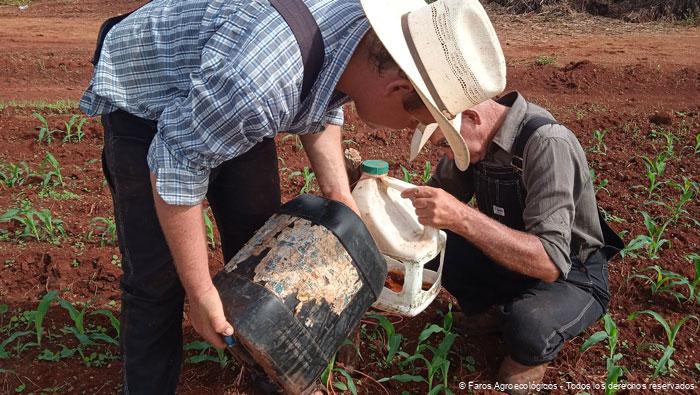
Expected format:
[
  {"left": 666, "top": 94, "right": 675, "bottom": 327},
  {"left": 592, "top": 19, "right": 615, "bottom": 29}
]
[{"left": 0, "top": 1, "right": 698, "bottom": 394}]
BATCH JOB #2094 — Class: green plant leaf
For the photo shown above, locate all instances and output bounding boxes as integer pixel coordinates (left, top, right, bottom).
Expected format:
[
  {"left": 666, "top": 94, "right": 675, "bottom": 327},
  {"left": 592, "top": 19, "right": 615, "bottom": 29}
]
[
  {"left": 35, "top": 290, "right": 58, "bottom": 346},
  {"left": 418, "top": 324, "right": 443, "bottom": 344},
  {"left": 336, "top": 368, "right": 357, "bottom": 395},
  {"left": 379, "top": 374, "right": 426, "bottom": 383},
  {"left": 580, "top": 330, "right": 607, "bottom": 352},
  {"left": 653, "top": 346, "right": 675, "bottom": 378}
]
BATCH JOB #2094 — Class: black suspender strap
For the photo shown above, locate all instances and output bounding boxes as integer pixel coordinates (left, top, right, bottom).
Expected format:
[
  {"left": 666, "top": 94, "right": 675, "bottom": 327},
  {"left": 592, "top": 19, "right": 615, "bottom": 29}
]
[
  {"left": 511, "top": 115, "right": 624, "bottom": 258},
  {"left": 511, "top": 116, "right": 557, "bottom": 171},
  {"left": 269, "top": 0, "right": 325, "bottom": 102},
  {"left": 92, "top": 0, "right": 325, "bottom": 103}
]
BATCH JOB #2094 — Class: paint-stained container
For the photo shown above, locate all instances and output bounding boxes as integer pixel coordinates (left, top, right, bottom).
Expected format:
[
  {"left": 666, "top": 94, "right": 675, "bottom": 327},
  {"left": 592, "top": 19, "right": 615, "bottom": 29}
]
[{"left": 213, "top": 194, "right": 386, "bottom": 394}]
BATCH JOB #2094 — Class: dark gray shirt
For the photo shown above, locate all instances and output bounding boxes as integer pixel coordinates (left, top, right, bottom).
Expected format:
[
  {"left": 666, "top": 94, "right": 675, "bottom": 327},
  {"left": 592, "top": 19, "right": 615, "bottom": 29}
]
[{"left": 430, "top": 92, "right": 604, "bottom": 277}]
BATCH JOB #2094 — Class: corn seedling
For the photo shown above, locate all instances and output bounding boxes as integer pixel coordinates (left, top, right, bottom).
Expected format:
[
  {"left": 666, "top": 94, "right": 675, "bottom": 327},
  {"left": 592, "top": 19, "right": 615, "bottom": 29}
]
[
  {"left": 641, "top": 153, "right": 667, "bottom": 198},
  {"left": 666, "top": 177, "right": 699, "bottom": 224},
  {"left": 628, "top": 310, "right": 699, "bottom": 378},
  {"left": 61, "top": 114, "right": 88, "bottom": 143},
  {"left": 87, "top": 216, "right": 117, "bottom": 246},
  {"left": 580, "top": 314, "right": 626, "bottom": 395},
  {"left": 693, "top": 133, "right": 700, "bottom": 154},
  {"left": 56, "top": 298, "right": 120, "bottom": 366},
  {"left": 0, "top": 201, "right": 65, "bottom": 243},
  {"left": 0, "top": 161, "right": 30, "bottom": 187},
  {"left": 590, "top": 129, "right": 608, "bottom": 155},
  {"left": 33, "top": 112, "right": 59, "bottom": 144},
  {"left": 685, "top": 253, "right": 700, "bottom": 304},
  {"left": 288, "top": 166, "right": 316, "bottom": 194},
  {"left": 621, "top": 212, "right": 670, "bottom": 259},
  {"left": 1, "top": 200, "right": 40, "bottom": 241},
  {"left": 628, "top": 265, "right": 694, "bottom": 303},
  {"left": 650, "top": 128, "right": 677, "bottom": 159},
  {"left": 380, "top": 307, "right": 457, "bottom": 394},
  {"left": 183, "top": 340, "right": 231, "bottom": 368},
  {"left": 421, "top": 160, "right": 432, "bottom": 184},
  {"left": 35, "top": 152, "right": 64, "bottom": 188},
  {"left": 400, "top": 165, "right": 417, "bottom": 183},
  {"left": 35, "top": 208, "right": 66, "bottom": 244},
  {"left": 320, "top": 340, "right": 359, "bottom": 395},
  {"left": 589, "top": 168, "right": 610, "bottom": 195},
  {"left": 367, "top": 313, "right": 403, "bottom": 366}
]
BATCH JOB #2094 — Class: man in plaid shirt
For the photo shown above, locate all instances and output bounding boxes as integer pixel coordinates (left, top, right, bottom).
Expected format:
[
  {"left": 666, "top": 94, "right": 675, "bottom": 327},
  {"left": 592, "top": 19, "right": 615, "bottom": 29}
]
[{"left": 82, "top": 0, "right": 506, "bottom": 392}]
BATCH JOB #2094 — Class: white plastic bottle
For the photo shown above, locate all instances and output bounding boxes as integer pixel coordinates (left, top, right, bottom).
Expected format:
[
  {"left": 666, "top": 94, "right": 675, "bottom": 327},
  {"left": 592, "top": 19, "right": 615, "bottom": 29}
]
[{"left": 352, "top": 160, "right": 446, "bottom": 316}]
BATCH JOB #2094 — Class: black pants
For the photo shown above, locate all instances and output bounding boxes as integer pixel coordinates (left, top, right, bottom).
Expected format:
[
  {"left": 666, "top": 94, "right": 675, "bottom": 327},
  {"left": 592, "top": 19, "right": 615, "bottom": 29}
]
[
  {"left": 439, "top": 231, "right": 609, "bottom": 366},
  {"left": 101, "top": 110, "right": 281, "bottom": 394}
]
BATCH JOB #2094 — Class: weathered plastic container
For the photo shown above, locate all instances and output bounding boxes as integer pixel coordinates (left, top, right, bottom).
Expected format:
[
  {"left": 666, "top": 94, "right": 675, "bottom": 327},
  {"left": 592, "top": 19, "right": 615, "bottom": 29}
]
[
  {"left": 351, "top": 160, "right": 446, "bottom": 317},
  {"left": 213, "top": 194, "right": 386, "bottom": 394}
]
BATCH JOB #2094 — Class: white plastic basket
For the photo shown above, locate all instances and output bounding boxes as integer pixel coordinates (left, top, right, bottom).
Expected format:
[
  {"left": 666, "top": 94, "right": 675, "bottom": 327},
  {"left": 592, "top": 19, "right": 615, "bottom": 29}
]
[{"left": 372, "top": 231, "right": 445, "bottom": 317}]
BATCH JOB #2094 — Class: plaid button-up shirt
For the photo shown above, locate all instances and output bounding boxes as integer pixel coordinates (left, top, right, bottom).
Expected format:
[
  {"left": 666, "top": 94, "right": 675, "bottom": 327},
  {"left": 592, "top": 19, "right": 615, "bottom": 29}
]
[{"left": 81, "top": 0, "right": 369, "bottom": 205}]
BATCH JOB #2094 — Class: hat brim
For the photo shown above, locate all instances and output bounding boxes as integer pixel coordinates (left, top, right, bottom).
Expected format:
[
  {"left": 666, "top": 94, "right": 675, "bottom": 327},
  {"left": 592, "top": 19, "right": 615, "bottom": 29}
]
[{"left": 361, "top": 0, "right": 470, "bottom": 171}]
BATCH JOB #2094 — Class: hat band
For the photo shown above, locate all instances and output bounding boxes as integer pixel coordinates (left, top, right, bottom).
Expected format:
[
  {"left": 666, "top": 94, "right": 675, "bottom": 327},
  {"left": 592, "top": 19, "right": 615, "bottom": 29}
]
[{"left": 401, "top": 13, "right": 452, "bottom": 119}]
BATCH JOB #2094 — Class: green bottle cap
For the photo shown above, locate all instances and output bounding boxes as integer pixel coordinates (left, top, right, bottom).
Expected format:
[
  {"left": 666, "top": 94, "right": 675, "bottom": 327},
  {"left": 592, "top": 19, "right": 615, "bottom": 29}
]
[{"left": 361, "top": 160, "right": 389, "bottom": 175}]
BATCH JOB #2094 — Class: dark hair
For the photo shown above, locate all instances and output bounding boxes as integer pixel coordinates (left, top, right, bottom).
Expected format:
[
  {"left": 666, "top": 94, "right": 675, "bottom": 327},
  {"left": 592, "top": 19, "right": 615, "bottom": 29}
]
[{"left": 364, "top": 29, "right": 400, "bottom": 75}]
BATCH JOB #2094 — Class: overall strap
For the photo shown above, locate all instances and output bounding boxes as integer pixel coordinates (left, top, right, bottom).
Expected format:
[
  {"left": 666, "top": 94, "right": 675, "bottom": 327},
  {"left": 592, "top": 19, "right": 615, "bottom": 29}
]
[
  {"left": 510, "top": 116, "right": 624, "bottom": 258},
  {"left": 511, "top": 116, "right": 557, "bottom": 171},
  {"left": 269, "top": 0, "right": 325, "bottom": 102}
]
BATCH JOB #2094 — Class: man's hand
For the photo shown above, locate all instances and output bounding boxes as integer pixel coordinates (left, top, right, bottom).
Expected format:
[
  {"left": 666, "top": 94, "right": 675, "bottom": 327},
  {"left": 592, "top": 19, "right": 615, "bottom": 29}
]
[
  {"left": 187, "top": 285, "right": 233, "bottom": 349},
  {"left": 401, "top": 186, "right": 466, "bottom": 230}
]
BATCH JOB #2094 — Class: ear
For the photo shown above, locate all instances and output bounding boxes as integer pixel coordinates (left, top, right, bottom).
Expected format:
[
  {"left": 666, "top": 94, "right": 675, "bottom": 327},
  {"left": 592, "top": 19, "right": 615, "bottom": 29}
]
[
  {"left": 384, "top": 76, "right": 413, "bottom": 98},
  {"left": 463, "top": 109, "right": 481, "bottom": 126}
]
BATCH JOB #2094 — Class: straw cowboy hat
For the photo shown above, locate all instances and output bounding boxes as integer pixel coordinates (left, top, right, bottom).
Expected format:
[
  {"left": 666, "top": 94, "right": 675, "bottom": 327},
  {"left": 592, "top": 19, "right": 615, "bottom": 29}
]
[{"left": 360, "top": 0, "right": 506, "bottom": 170}]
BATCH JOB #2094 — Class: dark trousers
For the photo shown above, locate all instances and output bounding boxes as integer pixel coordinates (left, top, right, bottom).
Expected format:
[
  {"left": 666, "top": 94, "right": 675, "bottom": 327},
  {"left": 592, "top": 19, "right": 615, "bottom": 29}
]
[
  {"left": 439, "top": 231, "right": 609, "bottom": 366},
  {"left": 101, "top": 110, "right": 281, "bottom": 394}
]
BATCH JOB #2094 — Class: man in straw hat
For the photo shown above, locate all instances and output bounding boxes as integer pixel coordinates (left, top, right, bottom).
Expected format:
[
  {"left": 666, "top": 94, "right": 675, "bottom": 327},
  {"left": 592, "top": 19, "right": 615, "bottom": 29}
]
[
  {"left": 402, "top": 88, "right": 624, "bottom": 391},
  {"left": 81, "top": 0, "right": 504, "bottom": 392}
]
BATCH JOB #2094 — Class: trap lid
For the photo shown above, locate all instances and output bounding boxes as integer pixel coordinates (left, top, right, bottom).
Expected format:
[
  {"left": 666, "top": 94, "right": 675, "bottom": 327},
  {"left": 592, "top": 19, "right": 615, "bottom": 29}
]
[{"left": 361, "top": 160, "right": 389, "bottom": 175}]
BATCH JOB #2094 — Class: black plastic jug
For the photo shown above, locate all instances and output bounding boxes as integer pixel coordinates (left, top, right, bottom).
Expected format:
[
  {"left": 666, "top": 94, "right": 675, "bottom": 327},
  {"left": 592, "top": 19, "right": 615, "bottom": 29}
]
[{"left": 213, "top": 194, "right": 387, "bottom": 394}]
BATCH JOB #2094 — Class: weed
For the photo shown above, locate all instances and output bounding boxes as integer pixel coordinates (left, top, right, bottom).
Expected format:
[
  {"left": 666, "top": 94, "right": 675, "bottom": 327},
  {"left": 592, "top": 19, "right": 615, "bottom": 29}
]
[
  {"left": 203, "top": 208, "right": 216, "bottom": 250},
  {"left": 628, "top": 310, "right": 699, "bottom": 378},
  {"left": 0, "top": 99, "right": 78, "bottom": 113},
  {"left": 590, "top": 129, "right": 607, "bottom": 155},
  {"left": 641, "top": 153, "right": 668, "bottom": 198},
  {"left": 580, "top": 314, "right": 626, "bottom": 395},
  {"left": 621, "top": 212, "right": 670, "bottom": 259},
  {"left": 693, "top": 133, "right": 700, "bottom": 155},
  {"left": 0, "top": 368, "right": 25, "bottom": 393},
  {"left": 87, "top": 216, "right": 117, "bottom": 246},
  {"left": 0, "top": 161, "right": 30, "bottom": 188},
  {"left": 183, "top": 340, "right": 231, "bottom": 368},
  {"left": 111, "top": 255, "right": 122, "bottom": 268},
  {"left": 38, "top": 188, "right": 80, "bottom": 201},
  {"left": 288, "top": 166, "right": 316, "bottom": 194},
  {"left": 535, "top": 55, "right": 556, "bottom": 65},
  {"left": 281, "top": 134, "right": 303, "bottom": 150},
  {"left": 628, "top": 265, "right": 694, "bottom": 303},
  {"left": 61, "top": 114, "right": 88, "bottom": 143}
]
